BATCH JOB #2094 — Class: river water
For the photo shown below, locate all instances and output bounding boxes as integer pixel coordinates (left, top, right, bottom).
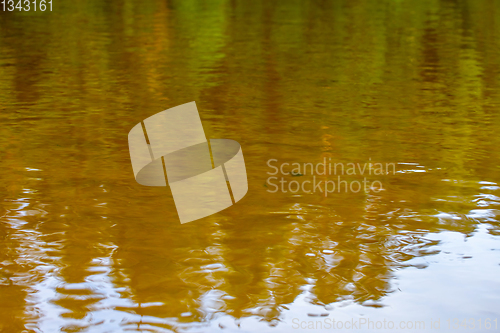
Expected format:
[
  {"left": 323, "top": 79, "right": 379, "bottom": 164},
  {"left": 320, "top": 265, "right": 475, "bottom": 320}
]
[{"left": 1, "top": 0, "right": 500, "bottom": 332}]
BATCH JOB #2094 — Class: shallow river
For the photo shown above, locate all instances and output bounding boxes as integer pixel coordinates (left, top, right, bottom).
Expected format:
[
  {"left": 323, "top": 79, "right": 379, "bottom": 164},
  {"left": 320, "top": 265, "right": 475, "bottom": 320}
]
[{"left": 1, "top": 0, "right": 500, "bottom": 332}]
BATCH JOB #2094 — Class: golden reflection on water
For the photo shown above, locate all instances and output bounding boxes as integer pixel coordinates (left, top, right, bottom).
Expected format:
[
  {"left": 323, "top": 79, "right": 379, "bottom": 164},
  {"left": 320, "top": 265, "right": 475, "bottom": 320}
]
[{"left": 1, "top": 0, "right": 500, "bottom": 332}]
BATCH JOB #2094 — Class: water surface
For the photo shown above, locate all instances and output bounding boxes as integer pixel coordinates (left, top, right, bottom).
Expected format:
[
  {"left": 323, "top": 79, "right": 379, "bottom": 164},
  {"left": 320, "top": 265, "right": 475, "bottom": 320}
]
[{"left": 1, "top": 0, "right": 500, "bottom": 332}]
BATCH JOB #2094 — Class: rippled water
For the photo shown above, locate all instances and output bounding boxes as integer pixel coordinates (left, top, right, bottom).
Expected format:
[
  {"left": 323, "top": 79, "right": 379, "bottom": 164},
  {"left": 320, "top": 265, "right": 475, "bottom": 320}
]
[{"left": 1, "top": 0, "right": 500, "bottom": 332}]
